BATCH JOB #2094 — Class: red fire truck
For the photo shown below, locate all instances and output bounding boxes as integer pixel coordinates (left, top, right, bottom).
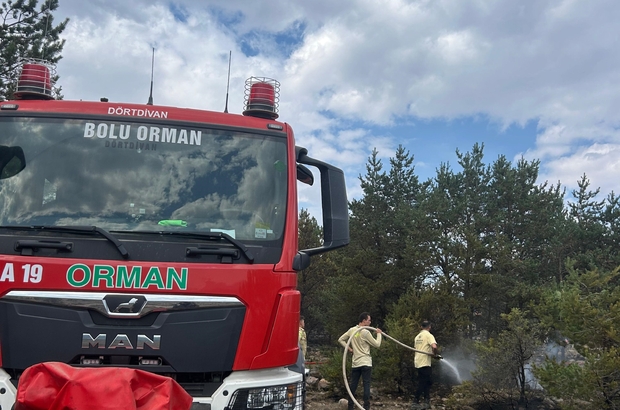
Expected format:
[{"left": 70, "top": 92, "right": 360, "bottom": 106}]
[{"left": 0, "top": 60, "right": 349, "bottom": 409}]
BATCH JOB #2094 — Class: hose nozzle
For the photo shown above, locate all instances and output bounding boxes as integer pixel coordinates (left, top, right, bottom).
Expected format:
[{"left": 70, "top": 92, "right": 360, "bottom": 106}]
[{"left": 434, "top": 354, "right": 443, "bottom": 360}]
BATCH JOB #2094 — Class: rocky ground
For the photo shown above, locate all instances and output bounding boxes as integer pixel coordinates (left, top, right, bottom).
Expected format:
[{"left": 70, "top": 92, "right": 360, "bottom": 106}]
[
  {"left": 303, "top": 373, "right": 450, "bottom": 410},
  {"left": 301, "top": 346, "right": 452, "bottom": 410},
  {"left": 304, "top": 389, "right": 448, "bottom": 410}
]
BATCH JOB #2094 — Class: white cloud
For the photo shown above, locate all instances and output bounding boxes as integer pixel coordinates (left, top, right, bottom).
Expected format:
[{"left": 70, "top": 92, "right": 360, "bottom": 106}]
[
  {"left": 541, "top": 143, "right": 620, "bottom": 196},
  {"left": 49, "top": 0, "right": 620, "bottom": 216}
]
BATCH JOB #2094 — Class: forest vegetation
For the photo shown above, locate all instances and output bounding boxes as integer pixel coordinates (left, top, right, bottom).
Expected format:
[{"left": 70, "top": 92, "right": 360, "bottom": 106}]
[{"left": 300, "top": 144, "right": 620, "bottom": 409}]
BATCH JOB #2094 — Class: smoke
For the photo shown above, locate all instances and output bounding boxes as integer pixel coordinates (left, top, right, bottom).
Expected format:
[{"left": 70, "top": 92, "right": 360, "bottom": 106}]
[
  {"left": 434, "top": 341, "right": 581, "bottom": 388},
  {"left": 523, "top": 363, "right": 543, "bottom": 390},
  {"left": 543, "top": 340, "right": 570, "bottom": 363}
]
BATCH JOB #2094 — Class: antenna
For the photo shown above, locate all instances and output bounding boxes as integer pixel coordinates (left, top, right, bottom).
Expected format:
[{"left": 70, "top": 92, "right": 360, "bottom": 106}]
[
  {"left": 42, "top": 0, "right": 52, "bottom": 59},
  {"left": 224, "top": 51, "right": 231, "bottom": 113},
  {"left": 147, "top": 47, "right": 155, "bottom": 105}
]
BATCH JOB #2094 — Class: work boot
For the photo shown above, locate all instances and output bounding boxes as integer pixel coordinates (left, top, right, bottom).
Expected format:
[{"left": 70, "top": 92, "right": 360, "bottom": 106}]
[{"left": 363, "top": 401, "right": 370, "bottom": 410}]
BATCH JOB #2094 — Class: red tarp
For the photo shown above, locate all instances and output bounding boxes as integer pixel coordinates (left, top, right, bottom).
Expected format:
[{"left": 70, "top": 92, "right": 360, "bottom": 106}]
[{"left": 14, "top": 362, "right": 193, "bottom": 410}]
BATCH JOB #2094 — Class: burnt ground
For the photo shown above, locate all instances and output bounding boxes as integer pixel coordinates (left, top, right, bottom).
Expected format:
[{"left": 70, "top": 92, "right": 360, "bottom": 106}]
[
  {"left": 304, "top": 388, "right": 451, "bottom": 410},
  {"left": 304, "top": 389, "right": 557, "bottom": 410},
  {"left": 304, "top": 389, "right": 562, "bottom": 410}
]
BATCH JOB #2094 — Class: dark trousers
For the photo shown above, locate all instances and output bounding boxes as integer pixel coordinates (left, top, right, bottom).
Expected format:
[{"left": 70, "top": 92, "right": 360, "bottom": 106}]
[
  {"left": 415, "top": 366, "right": 432, "bottom": 402},
  {"left": 348, "top": 366, "right": 372, "bottom": 410}
]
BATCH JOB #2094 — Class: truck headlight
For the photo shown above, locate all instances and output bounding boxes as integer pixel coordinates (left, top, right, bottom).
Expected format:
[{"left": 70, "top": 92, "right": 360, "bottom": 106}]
[{"left": 227, "top": 382, "right": 303, "bottom": 410}]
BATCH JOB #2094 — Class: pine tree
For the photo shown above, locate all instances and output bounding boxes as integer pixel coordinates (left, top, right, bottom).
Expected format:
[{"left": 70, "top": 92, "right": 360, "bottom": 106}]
[{"left": 0, "top": 0, "right": 68, "bottom": 100}]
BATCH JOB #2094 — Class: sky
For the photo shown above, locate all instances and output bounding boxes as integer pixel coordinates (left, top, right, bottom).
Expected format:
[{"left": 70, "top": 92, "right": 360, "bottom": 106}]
[{"left": 50, "top": 0, "right": 620, "bottom": 221}]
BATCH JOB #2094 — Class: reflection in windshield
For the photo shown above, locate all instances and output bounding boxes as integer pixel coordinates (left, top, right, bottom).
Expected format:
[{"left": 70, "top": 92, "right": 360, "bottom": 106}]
[{"left": 0, "top": 118, "right": 288, "bottom": 241}]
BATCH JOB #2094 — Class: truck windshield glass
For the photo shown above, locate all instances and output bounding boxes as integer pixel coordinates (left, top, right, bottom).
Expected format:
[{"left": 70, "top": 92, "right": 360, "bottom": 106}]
[{"left": 0, "top": 117, "right": 288, "bottom": 241}]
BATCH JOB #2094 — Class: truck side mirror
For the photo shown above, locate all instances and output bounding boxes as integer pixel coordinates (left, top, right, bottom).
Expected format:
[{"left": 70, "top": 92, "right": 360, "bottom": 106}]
[
  {"left": 0, "top": 146, "right": 26, "bottom": 179},
  {"left": 293, "top": 146, "right": 349, "bottom": 271}
]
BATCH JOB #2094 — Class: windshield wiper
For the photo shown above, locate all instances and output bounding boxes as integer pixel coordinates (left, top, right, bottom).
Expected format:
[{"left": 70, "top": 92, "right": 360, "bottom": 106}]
[
  {"left": 112, "top": 230, "right": 254, "bottom": 263},
  {"left": 1, "top": 225, "right": 129, "bottom": 259}
]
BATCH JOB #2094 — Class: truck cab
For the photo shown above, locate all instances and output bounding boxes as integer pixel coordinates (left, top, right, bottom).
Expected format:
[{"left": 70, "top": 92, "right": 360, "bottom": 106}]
[{"left": 0, "top": 60, "right": 349, "bottom": 410}]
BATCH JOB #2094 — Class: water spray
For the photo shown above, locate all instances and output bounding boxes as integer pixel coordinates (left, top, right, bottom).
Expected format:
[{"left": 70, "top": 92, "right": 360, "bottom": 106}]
[{"left": 341, "top": 326, "right": 442, "bottom": 410}]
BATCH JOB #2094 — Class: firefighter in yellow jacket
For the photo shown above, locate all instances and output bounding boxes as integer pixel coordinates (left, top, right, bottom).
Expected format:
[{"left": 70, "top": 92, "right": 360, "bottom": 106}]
[
  {"left": 413, "top": 320, "right": 438, "bottom": 409},
  {"left": 338, "top": 312, "right": 383, "bottom": 410},
  {"left": 298, "top": 315, "right": 307, "bottom": 358}
]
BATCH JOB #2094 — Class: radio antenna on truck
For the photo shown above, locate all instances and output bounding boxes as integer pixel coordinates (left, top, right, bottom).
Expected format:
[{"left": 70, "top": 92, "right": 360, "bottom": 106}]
[
  {"left": 147, "top": 47, "right": 155, "bottom": 105},
  {"left": 224, "top": 51, "right": 231, "bottom": 113}
]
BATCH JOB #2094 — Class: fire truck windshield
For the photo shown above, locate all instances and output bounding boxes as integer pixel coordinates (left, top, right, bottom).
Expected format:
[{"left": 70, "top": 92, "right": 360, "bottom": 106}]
[{"left": 0, "top": 117, "right": 288, "bottom": 241}]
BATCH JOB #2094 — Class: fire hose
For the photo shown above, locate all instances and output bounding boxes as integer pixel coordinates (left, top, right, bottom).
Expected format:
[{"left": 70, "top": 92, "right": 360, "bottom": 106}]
[{"left": 341, "top": 326, "right": 442, "bottom": 410}]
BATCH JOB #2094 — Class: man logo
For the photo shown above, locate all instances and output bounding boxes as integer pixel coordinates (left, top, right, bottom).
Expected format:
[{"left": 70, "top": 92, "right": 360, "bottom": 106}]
[
  {"left": 102, "top": 295, "right": 147, "bottom": 317},
  {"left": 114, "top": 297, "right": 139, "bottom": 312},
  {"left": 82, "top": 333, "right": 161, "bottom": 350}
]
